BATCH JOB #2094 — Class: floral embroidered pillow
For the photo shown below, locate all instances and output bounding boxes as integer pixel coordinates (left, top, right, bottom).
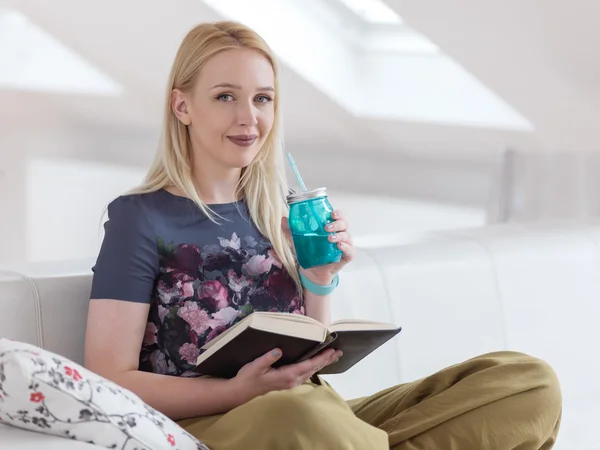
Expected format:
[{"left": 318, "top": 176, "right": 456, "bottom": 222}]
[{"left": 0, "top": 338, "right": 209, "bottom": 450}]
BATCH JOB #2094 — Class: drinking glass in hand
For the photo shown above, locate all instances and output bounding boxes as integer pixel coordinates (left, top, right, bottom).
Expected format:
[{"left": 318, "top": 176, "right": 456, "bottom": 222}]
[{"left": 287, "top": 187, "right": 342, "bottom": 269}]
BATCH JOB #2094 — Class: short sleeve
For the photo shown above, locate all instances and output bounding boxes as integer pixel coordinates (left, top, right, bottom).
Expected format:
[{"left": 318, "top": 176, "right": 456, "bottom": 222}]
[{"left": 90, "top": 195, "right": 159, "bottom": 303}]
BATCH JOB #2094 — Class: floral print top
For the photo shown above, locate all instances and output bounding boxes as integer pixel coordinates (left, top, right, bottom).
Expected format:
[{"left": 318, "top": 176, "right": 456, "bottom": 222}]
[{"left": 90, "top": 189, "right": 302, "bottom": 376}]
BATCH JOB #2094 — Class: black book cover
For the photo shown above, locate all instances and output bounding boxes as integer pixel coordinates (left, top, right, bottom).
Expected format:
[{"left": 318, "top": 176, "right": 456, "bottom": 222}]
[
  {"left": 193, "top": 325, "right": 402, "bottom": 378},
  {"left": 316, "top": 327, "right": 402, "bottom": 375},
  {"left": 193, "top": 327, "right": 324, "bottom": 379}
]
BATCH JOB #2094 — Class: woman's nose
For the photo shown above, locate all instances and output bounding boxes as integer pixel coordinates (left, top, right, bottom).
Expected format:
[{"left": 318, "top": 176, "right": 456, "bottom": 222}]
[{"left": 236, "top": 101, "right": 259, "bottom": 126}]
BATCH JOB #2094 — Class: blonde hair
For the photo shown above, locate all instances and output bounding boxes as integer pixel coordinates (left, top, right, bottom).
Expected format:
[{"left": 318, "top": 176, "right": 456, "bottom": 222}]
[{"left": 128, "top": 21, "right": 300, "bottom": 291}]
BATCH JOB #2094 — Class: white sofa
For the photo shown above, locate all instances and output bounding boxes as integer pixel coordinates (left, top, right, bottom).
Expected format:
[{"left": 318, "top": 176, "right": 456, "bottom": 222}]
[{"left": 1, "top": 220, "right": 599, "bottom": 450}]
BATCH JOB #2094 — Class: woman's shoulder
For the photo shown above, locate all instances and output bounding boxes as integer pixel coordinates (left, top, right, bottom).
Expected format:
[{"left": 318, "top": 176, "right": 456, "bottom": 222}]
[
  {"left": 103, "top": 190, "right": 185, "bottom": 241},
  {"left": 108, "top": 189, "right": 168, "bottom": 209},
  {"left": 107, "top": 189, "right": 183, "bottom": 222}
]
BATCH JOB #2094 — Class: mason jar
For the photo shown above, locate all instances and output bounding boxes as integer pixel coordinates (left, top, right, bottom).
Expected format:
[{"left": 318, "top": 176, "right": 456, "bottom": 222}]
[{"left": 286, "top": 187, "right": 342, "bottom": 269}]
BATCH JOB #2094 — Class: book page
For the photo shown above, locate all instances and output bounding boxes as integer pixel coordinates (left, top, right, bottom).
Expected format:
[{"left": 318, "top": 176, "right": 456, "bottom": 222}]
[
  {"left": 329, "top": 319, "right": 397, "bottom": 332},
  {"left": 201, "top": 312, "right": 326, "bottom": 351},
  {"left": 252, "top": 314, "right": 326, "bottom": 342},
  {"left": 256, "top": 312, "right": 323, "bottom": 325}
]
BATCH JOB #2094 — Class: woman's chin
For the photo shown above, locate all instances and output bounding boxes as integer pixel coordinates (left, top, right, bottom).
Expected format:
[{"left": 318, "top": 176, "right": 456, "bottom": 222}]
[
  {"left": 222, "top": 156, "right": 256, "bottom": 171},
  {"left": 226, "top": 149, "right": 261, "bottom": 169}
]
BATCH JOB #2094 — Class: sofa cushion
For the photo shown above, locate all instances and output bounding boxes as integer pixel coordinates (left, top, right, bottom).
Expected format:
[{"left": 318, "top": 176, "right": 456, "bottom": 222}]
[
  {"left": 0, "top": 338, "right": 209, "bottom": 450},
  {"left": 0, "top": 270, "right": 43, "bottom": 349},
  {"left": 0, "top": 260, "right": 97, "bottom": 366}
]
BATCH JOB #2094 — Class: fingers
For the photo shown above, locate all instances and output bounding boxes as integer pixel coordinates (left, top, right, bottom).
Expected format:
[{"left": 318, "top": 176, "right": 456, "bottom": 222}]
[
  {"left": 300, "top": 349, "right": 336, "bottom": 372},
  {"left": 309, "top": 349, "right": 338, "bottom": 372},
  {"left": 325, "top": 218, "right": 348, "bottom": 233},
  {"left": 275, "top": 349, "right": 334, "bottom": 382},
  {"left": 327, "top": 231, "right": 353, "bottom": 245},
  {"left": 297, "top": 350, "right": 343, "bottom": 383},
  {"left": 250, "top": 348, "right": 283, "bottom": 374},
  {"left": 317, "top": 349, "right": 343, "bottom": 368},
  {"left": 325, "top": 212, "right": 353, "bottom": 251},
  {"left": 338, "top": 240, "right": 355, "bottom": 263},
  {"left": 261, "top": 349, "right": 344, "bottom": 390},
  {"left": 325, "top": 211, "right": 353, "bottom": 255},
  {"left": 296, "top": 349, "right": 342, "bottom": 377},
  {"left": 330, "top": 210, "right": 344, "bottom": 221}
]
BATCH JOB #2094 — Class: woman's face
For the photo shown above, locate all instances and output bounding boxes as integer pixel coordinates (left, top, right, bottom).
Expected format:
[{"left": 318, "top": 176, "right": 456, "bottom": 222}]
[{"left": 172, "top": 48, "right": 276, "bottom": 171}]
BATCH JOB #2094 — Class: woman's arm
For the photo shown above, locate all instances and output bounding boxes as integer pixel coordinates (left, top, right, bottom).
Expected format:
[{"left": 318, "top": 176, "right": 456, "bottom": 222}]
[
  {"left": 303, "top": 283, "right": 333, "bottom": 326},
  {"left": 85, "top": 197, "right": 342, "bottom": 420},
  {"left": 84, "top": 299, "right": 243, "bottom": 420},
  {"left": 85, "top": 197, "right": 242, "bottom": 419},
  {"left": 84, "top": 299, "right": 340, "bottom": 420}
]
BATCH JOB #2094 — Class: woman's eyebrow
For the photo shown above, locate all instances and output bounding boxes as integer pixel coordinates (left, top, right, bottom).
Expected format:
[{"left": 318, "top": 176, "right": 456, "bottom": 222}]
[{"left": 211, "top": 82, "right": 274, "bottom": 92}]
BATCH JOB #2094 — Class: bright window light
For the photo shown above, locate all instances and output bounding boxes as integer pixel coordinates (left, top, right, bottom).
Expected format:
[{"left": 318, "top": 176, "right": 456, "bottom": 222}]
[
  {"left": 337, "top": 0, "right": 402, "bottom": 24},
  {"left": 0, "top": 9, "right": 123, "bottom": 96}
]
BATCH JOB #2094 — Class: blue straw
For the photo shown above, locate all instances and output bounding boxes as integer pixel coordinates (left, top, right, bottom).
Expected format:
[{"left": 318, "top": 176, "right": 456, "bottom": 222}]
[
  {"left": 286, "top": 152, "right": 321, "bottom": 231},
  {"left": 286, "top": 153, "right": 308, "bottom": 192}
]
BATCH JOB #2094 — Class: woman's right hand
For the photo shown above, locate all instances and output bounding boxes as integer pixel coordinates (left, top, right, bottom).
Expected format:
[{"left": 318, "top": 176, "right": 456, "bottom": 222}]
[{"left": 230, "top": 348, "right": 343, "bottom": 403}]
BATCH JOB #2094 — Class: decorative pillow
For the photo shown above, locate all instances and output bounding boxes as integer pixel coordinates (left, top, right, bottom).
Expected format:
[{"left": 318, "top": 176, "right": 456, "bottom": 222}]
[{"left": 0, "top": 338, "right": 209, "bottom": 450}]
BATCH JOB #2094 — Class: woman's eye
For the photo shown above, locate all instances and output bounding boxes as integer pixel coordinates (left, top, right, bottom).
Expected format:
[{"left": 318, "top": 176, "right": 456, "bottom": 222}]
[
  {"left": 216, "top": 94, "right": 234, "bottom": 101},
  {"left": 255, "top": 95, "right": 272, "bottom": 104}
]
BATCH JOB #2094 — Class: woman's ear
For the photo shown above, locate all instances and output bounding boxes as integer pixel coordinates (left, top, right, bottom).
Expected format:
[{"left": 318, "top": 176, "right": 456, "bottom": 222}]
[{"left": 171, "top": 89, "right": 191, "bottom": 125}]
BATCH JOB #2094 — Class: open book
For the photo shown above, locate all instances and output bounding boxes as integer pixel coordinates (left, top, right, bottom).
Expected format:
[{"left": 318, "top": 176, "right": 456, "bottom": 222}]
[{"left": 193, "top": 312, "right": 402, "bottom": 379}]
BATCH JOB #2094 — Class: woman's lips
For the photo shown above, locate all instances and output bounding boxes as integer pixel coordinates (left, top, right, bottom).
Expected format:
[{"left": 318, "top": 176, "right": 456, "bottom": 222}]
[{"left": 227, "top": 135, "right": 257, "bottom": 147}]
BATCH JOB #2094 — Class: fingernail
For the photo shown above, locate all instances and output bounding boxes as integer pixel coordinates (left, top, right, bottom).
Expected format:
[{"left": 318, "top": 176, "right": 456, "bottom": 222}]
[
  {"left": 272, "top": 349, "right": 281, "bottom": 357},
  {"left": 330, "top": 234, "right": 338, "bottom": 241},
  {"left": 338, "top": 351, "right": 343, "bottom": 357},
  {"left": 326, "top": 224, "right": 334, "bottom": 230},
  {"left": 333, "top": 358, "right": 339, "bottom": 363}
]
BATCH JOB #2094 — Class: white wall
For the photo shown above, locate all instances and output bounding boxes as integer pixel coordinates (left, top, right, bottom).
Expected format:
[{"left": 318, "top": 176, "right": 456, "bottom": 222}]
[
  {"left": 0, "top": 123, "right": 153, "bottom": 265},
  {"left": 0, "top": 117, "right": 486, "bottom": 267},
  {"left": 360, "top": 52, "right": 532, "bottom": 130},
  {"left": 0, "top": 141, "right": 27, "bottom": 263},
  {"left": 488, "top": 149, "right": 600, "bottom": 223},
  {"left": 327, "top": 190, "right": 485, "bottom": 247},
  {"left": 0, "top": 152, "right": 485, "bottom": 266},
  {"left": 0, "top": 127, "right": 74, "bottom": 264},
  {"left": 25, "top": 156, "right": 146, "bottom": 262}
]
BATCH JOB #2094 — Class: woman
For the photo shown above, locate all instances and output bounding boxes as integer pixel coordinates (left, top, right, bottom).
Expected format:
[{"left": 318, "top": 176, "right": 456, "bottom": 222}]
[{"left": 84, "top": 21, "right": 562, "bottom": 449}]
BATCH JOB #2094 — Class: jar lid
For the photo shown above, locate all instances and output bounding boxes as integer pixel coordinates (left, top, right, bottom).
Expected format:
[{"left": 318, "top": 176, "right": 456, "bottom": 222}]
[{"left": 286, "top": 187, "right": 327, "bottom": 204}]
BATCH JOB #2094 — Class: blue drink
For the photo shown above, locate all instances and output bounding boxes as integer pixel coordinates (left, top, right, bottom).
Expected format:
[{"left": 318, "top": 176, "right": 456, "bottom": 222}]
[{"left": 287, "top": 188, "right": 342, "bottom": 269}]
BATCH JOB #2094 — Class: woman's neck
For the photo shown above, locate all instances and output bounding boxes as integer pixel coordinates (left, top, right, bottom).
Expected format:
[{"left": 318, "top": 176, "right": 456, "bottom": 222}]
[{"left": 190, "top": 157, "right": 243, "bottom": 205}]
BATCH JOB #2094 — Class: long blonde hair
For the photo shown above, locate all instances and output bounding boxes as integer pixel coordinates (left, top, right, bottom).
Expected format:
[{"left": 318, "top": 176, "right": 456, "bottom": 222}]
[{"left": 128, "top": 21, "right": 300, "bottom": 290}]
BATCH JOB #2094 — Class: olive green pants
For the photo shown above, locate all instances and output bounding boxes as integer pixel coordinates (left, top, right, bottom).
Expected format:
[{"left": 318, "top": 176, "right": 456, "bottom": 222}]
[{"left": 179, "top": 351, "right": 562, "bottom": 449}]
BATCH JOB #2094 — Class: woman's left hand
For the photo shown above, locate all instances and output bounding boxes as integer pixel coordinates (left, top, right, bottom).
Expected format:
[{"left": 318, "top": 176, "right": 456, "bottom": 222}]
[{"left": 282, "top": 210, "right": 355, "bottom": 286}]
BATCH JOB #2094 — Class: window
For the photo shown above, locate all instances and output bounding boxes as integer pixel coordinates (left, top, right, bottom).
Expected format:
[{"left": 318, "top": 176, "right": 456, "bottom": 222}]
[
  {"left": 0, "top": 9, "right": 122, "bottom": 95},
  {"left": 336, "top": 0, "right": 402, "bottom": 24}
]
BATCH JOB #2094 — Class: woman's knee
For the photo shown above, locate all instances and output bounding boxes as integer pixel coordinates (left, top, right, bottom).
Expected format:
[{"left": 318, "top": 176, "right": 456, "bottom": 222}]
[
  {"left": 526, "top": 353, "right": 561, "bottom": 406},
  {"left": 495, "top": 351, "right": 562, "bottom": 418},
  {"left": 501, "top": 351, "right": 560, "bottom": 387}
]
